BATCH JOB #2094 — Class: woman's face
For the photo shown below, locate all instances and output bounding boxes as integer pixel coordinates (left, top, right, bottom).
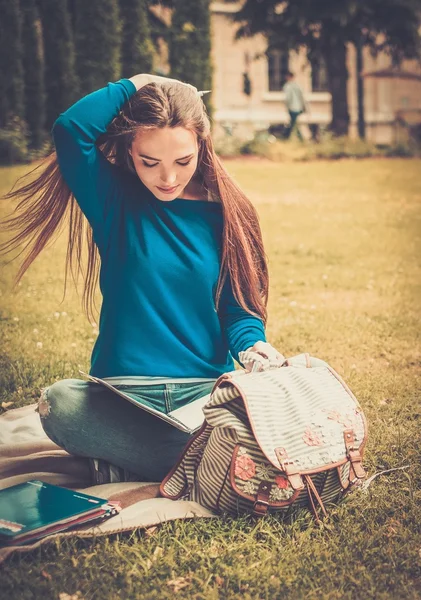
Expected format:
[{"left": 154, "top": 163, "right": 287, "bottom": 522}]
[{"left": 129, "top": 126, "right": 199, "bottom": 201}]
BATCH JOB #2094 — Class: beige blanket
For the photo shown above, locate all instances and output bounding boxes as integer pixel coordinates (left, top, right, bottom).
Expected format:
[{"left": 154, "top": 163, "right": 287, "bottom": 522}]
[{"left": 0, "top": 404, "right": 216, "bottom": 564}]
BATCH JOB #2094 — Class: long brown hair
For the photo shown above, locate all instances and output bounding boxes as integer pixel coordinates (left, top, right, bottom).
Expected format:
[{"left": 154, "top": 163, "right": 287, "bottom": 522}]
[{"left": 1, "top": 82, "right": 268, "bottom": 324}]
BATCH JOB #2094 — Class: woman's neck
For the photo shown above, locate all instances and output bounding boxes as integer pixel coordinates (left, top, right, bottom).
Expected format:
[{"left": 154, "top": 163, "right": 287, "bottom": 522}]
[{"left": 179, "top": 177, "right": 209, "bottom": 201}]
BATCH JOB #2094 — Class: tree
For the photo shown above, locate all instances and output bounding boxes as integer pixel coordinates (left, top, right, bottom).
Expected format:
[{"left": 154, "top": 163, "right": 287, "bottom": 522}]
[
  {"left": 148, "top": 2, "right": 171, "bottom": 61},
  {"left": 170, "top": 0, "right": 212, "bottom": 112},
  {"left": 350, "top": 0, "right": 421, "bottom": 139},
  {"left": 236, "top": 0, "right": 421, "bottom": 137},
  {"left": 119, "top": 0, "right": 154, "bottom": 78},
  {"left": 38, "top": 0, "right": 79, "bottom": 129},
  {"left": 355, "top": 32, "right": 365, "bottom": 139},
  {"left": 74, "top": 0, "right": 122, "bottom": 96},
  {"left": 0, "top": 0, "right": 24, "bottom": 127},
  {"left": 21, "top": 0, "right": 46, "bottom": 148}
]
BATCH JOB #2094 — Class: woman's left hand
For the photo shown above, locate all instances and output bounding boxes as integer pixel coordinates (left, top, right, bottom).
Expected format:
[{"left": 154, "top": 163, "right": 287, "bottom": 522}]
[{"left": 242, "top": 341, "right": 285, "bottom": 372}]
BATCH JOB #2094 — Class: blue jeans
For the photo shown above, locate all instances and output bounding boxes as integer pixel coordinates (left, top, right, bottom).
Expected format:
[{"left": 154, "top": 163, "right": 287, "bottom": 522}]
[
  {"left": 286, "top": 110, "right": 304, "bottom": 141},
  {"left": 38, "top": 379, "right": 215, "bottom": 481}
]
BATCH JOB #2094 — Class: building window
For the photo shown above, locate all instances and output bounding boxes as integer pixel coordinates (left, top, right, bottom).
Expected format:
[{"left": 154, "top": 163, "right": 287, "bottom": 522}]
[
  {"left": 267, "top": 49, "right": 290, "bottom": 91},
  {"left": 310, "top": 55, "right": 329, "bottom": 92}
]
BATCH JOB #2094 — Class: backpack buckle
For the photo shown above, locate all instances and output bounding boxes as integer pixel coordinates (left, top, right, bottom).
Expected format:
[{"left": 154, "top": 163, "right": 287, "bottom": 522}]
[
  {"left": 343, "top": 429, "right": 366, "bottom": 480},
  {"left": 252, "top": 481, "right": 272, "bottom": 516},
  {"left": 279, "top": 459, "right": 305, "bottom": 491}
]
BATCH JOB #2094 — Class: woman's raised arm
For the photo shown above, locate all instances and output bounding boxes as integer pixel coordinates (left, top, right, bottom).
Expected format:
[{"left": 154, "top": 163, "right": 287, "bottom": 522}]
[{"left": 52, "top": 79, "right": 137, "bottom": 244}]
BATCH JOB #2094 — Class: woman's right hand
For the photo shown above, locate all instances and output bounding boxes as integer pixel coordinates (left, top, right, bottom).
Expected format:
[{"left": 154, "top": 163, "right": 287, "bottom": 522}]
[{"left": 128, "top": 73, "right": 197, "bottom": 94}]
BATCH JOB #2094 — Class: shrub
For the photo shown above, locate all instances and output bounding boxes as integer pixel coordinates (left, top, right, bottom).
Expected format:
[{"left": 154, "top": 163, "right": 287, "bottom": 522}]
[
  {"left": 214, "top": 127, "right": 421, "bottom": 161},
  {"left": 382, "top": 142, "right": 417, "bottom": 158},
  {"left": 306, "top": 135, "right": 377, "bottom": 160},
  {"left": 213, "top": 133, "right": 245, "bottom": 158},
  {"left": 0, "top": 117, "right": 29, "bottom": 165}
]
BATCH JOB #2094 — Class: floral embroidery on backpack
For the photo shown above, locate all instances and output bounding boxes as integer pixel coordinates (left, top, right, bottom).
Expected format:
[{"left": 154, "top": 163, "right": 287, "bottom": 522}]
[
  {"left": 303, "top": 427, "right": 323, "bottom": 446},
  {"left": 241, "top": 481, "right": 257, "bottom": 495},
  {"left": 270, "top": 486, "right": 293, "bottom": 502},
  {"left": 255, "top": 463, "right": 274, "bottom": 480},
  {"left": 326, "top": 409, "right": 358, "bottom": 430},
  {"left": 235, "top": 453, "right": 256, "bottom": 481},
  {"left": 326, "top": 409, "right": 342, "bottom": 423},
  {"left": 275, "top": 475, "right": 289, "bottom": 489}
]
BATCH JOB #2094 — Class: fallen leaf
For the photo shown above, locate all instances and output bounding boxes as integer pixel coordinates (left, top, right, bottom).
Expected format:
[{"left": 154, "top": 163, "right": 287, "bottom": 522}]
[
  {"left": 58, "top": 593, "right": 84, "bottom": 600},
  {"left": 145, "top": 546, "right": 164, "bottom": 571},
  {"left": 379, "top": 398, "right": 392, "bottom": 406},
  {"left": 167, "top": 577, "right": 191, "bottom": 592},
  {"left": 1, "top": 402, "right": 14, "bottom": 409},
  {"left": 41, "top": 570, "right": 52, "bottom": 581},
  {"left": 215, "top": 575, "right": 224, "bottom": 586}
]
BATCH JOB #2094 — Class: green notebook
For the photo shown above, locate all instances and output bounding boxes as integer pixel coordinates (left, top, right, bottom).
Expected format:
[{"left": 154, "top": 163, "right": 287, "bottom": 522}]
[{"left": 0, "top": 480, "right": 113, "bottom": 546}]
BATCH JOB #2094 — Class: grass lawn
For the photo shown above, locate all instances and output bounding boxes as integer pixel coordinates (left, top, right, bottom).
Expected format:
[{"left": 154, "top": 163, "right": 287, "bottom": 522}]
[{"left": 0, "top": 157, "right": 420, "bottom": 599}]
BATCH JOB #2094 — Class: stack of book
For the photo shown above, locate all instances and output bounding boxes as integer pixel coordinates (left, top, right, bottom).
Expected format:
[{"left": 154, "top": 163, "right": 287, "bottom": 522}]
[{"left": 0, "top": 480, "right": 120, "bottom": 546}]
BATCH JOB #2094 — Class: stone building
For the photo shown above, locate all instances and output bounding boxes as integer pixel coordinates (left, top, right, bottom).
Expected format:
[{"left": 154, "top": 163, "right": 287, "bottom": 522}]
[{"left": 152, "top": 1, "right": 421, "bottom": 144}]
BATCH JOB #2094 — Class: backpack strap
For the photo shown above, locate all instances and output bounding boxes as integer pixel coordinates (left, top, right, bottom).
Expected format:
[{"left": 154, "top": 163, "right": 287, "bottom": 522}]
[
  {"left": 304, "top": 475, "right": 328, "bottom": 523},
  {"left": 252, "top": 481, "right": 273, "bottom": 516},
  {"left": 274, "top": 453, "right": 305, "bottom": 491},
  {"left": 344, "top": 429, "right": 366, "bottom": 481}
]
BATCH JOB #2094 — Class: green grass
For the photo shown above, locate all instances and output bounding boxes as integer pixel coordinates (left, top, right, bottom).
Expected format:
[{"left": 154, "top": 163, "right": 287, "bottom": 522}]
[{"left": 1, "top": 158, "right": 421, "bottom": 599}]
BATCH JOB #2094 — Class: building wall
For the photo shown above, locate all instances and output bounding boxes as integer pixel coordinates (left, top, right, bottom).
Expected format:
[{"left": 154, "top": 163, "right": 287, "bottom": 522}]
[{"left": 210, "top": 2, "right": 421, "bottom": 143}]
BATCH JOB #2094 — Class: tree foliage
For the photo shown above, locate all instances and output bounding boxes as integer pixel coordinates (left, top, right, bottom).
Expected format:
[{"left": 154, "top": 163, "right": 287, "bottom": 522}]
[
  {"left": 38, "top": 0, "right": 79, "bottom": 129},
  {"left": 119, "top": 0, "right": 154, "bottom": 78},
  {"left": 74, "top": 0, "right": 121, "bottom": 96},
  {"left": 170, "top": 0, "right": 212, "bottom": 111},
  {"left": 0, "top": 0, "right": 24, "bottom": 127}
]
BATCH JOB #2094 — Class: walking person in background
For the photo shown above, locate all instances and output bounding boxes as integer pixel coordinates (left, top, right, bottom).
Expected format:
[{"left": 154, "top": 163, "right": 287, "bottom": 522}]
[
  {"left": 283, "top": 71, "right": 307, "bottom": 141},
  {"left": 1, "top": 73, "right": 285, "bottom": 485}
]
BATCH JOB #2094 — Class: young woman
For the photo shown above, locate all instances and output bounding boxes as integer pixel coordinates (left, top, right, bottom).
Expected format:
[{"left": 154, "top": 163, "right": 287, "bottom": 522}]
[{"left": 2, "top": 74, "right": 284, "bottom": 484}]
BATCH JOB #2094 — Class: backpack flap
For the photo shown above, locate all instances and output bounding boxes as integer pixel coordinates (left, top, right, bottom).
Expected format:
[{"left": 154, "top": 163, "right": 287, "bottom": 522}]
[{"left": 222, "top": 362, "right": 367, "bottom": 489}]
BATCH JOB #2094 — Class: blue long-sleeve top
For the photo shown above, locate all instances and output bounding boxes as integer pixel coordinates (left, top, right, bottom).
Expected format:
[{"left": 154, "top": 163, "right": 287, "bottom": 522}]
[{"left": 52, "top": 79, "right": 266, "bottom": 379}]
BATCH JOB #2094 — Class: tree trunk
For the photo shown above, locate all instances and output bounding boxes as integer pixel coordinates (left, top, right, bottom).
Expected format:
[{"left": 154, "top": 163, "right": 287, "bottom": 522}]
[
  {"left": 355, "top": 35, "right": 365, "bottom": 140},
  {"left": 0, "top": 0, "right": 24, "bottom": 127},
  {"left": 322, "top": 31, "right": 349, "bottom": 136},
  {"left": 22, "top": 0, "right": 46, "bottom": 149}
]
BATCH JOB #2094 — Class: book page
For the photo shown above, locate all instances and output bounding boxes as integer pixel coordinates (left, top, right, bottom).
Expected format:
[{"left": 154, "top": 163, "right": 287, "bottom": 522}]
[
  {"left": 168, "top": 395, "right": 209, "bottom": 432},
  {"left": 79, "top": 372, "right": 204, "bottom": 433}
]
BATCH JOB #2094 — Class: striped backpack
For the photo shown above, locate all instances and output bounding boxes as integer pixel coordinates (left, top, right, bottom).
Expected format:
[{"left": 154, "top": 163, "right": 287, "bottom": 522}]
[{"left": 160, "top": 354, "right": 368, "bottom": 521}]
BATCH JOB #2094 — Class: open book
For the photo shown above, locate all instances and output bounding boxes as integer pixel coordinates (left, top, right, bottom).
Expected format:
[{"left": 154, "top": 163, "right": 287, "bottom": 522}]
[{"left": 79, "top": 371, "right": 212, "bottom": 434}]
